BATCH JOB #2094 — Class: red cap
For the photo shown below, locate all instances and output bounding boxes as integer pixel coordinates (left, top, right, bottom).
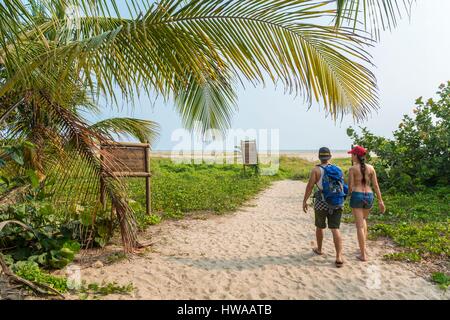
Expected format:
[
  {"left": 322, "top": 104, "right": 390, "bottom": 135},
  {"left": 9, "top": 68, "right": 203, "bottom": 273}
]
[{"left": 348, "top": 146, "right": 367, "bottom": 157}]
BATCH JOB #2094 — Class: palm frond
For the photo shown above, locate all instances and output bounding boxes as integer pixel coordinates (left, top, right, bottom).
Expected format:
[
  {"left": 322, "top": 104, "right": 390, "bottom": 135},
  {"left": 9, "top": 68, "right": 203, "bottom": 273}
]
[
  {"left": 90, "top": 117, "right": 160, "bottom": 144},
  {"left": 336, "top": 0, "right": 415, "bottom": 39},
  {"left": 2, "top": 0, "right": 379, "bottom": 126},
  {"left": 151, "top": 0, "right": 378, "bottom": 119},
  {"left": 43, "top": 100, "right": 140, "bottom": 252}
]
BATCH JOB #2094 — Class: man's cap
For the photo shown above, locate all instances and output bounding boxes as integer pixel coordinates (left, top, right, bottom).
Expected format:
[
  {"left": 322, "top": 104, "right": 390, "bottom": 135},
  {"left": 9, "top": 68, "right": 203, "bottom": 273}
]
[
  {"left": 348, "top": 145, "right": 367, "bottom": 157},
  {"left": 318, "top": 147, "right": 332, "bottom": 160}
]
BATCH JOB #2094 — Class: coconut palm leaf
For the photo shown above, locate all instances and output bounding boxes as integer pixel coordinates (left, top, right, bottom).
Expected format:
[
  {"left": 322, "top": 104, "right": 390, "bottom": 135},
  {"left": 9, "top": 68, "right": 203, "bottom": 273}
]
[
  {"left": 336, "top": 0, "right": 415, "bottom": 39},
  {"left": 2, "top": 0, "right": 379, "bottom": 125},
  {"left": 1, "top": 0, "right": 414, "bottom": 251},
  {"left": 90, "top": 117, "right": 160, "bottom": 144}
]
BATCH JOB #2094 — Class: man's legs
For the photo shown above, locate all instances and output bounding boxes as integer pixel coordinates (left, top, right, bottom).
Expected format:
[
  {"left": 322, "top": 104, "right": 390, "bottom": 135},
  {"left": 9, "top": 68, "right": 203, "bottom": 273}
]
[
  {"left": 315, "top": 227, "right": 324, "bottom": 254},
  {"left": 328, "top": 210, "right": 344, "bottom": 265},
  {"left": 314, "top": 210, "right": 327, "bottom": 254},
  {"left": 330, "top": 229, "right": 343, "bottom": 263}
]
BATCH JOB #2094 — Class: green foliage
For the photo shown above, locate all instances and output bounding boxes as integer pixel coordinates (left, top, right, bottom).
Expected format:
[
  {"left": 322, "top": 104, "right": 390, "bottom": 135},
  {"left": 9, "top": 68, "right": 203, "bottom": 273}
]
[
  {"left": 128, "top": 159, "right": 274, "bottom": 224},
  {"left": 383, "top": 252, "right": 422, "bottom": 263},
  {"left": 431, "top": 272, "right": 450, "bottom": 291},
  {"left": 371, "top": 188, "right": 449, "bottom": 224},
  {"left": 106, "top": 252, "right": 128, "bottom": 265},
  {"left": 80, "top": 281, "right": 134, "bottom": 297},
  {"left": 10, "top": 260, "right": 134, "bottom": 297},
  {"left": 12, "top": 261, "right": 69, "bottom": 293},
  {"left": 346, "top": 83, "right": 450, "bottom": 286},
  {"left": 0, "top": 200, "right": 109, "bottom": 269},
  {"left": 347, "top": 82, "right": 450, "bottom": 192},
  {"left": 276, "top": 156, "right": 352, "bottom": 181},
  {"left": 370, "top": 221, "right": 449, "bottom": 259},
  {"left": 0, "top": 141, "right": 40, "bottom": 192}
]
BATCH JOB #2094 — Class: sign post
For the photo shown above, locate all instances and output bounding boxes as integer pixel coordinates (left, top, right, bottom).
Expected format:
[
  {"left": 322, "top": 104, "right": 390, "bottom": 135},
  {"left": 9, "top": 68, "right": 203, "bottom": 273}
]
[
  {"left": 100, "top": 142, "right": 152, "bottom": 215},
  {"left": 240, "top": 140, "right": 259, "bottom": 174}
]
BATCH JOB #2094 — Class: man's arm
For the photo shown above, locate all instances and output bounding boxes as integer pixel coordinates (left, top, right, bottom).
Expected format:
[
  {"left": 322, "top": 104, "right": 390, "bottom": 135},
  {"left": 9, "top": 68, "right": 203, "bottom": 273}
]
[{"left": 303, "top": 168, "right": 318, "bottom": 213}]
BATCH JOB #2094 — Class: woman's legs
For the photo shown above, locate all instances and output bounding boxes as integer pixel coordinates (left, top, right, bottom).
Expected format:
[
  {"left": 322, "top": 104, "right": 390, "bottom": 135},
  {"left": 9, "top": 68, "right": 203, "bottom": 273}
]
[
  {"left": 353, "top": 208, "right": 368, "bottom": 261},
  {"left": 363, "top": 209, "right": 370, "bottom": 242}
]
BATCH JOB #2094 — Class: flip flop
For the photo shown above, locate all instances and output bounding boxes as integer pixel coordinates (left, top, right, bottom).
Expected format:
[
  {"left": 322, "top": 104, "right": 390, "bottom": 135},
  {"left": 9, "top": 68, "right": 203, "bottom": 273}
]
[
  {"left": 335, "top": 261, "right": 344, "bottom": 268},
  {"left": 312, "top": 248, "right": 324, "bottom": 256}
]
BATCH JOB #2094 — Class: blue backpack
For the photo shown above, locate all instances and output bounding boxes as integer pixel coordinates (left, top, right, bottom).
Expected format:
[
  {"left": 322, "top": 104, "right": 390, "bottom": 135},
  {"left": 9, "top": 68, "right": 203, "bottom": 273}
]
[{"left": 319, "top": 165, "right": 348, "bottom": 210}]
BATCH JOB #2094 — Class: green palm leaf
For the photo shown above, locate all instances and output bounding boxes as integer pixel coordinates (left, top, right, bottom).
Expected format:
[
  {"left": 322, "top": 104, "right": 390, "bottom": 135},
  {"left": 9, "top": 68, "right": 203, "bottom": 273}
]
[
  {"left": 2, "top": 0, "right": 380, "bottom": 126},
  {"left": 90, "top": 117, "right": 160, "bottom": 144},
  {"left": 336, "top": 0, "right": 415, "bottom": 39}
]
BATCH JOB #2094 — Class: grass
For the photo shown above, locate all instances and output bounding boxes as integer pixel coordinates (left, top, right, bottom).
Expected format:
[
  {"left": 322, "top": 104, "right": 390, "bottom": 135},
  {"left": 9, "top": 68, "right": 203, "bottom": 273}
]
[
  {"left": 431, "top": 272, "right": 450, "bottom": 291},
  {"left": 127, "top": 156, "right": 351, "bottom": 229},
  {"left": 128, "top": 158, "right": 275, "bottom": 228},
  {"left": 365, "top": 188, "right": 449, "bottom": 262}
]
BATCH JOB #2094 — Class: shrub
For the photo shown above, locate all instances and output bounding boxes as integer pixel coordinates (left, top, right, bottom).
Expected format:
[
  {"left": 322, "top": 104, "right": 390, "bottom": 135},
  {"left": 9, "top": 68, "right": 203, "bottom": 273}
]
[
  {"left": 347, "top": 82, "right": 450, "bottom": 192},
  {"left": 431, "top": 272, "right": 450, "bottom": 291}
]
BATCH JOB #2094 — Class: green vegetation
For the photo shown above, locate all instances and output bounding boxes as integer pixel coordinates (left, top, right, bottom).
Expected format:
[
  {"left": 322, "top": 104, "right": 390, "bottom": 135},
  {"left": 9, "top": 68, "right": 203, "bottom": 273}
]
[
  {"left": 128, "top": 156, "right": 352, "bottom": 229},
  {"left": 79, "top": 282, "right": 134, "bottom": 298},
  {"left": 13, "top": 260, "right": 133, "bottom": 298},
  {"left": 106, "top": 252, "right": 128, "bottom": 265},
  {"left": 431, "top": 272, "right": 450, "bottom": 291},
  {"left": 12, "top": 261, "right": 69, "bottom": 293},
  {"left": 129, "top": 159, "right": 274, "bottom": 225},
  {"left": 1, "top": 0, "right": 391, "bottom": 253},
  {"left": 347, "top": 84, "right": 450, "bottom": 286},
  {"left": 368, "top": 189, "right": 449, "bottom": 263},
  {"left": 348, "top": 82, "right": 450, "bottom": 192},
  {"left": 0, "top": 0, "right": 418, "bottom": 298},
  {"left": 383, "top": 252, "right": 422, "bottom": 263}
]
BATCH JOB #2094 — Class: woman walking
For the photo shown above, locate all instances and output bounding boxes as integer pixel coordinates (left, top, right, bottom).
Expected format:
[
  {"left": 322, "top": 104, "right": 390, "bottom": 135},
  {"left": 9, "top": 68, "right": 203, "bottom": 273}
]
[{"left": 348, "top": 146, "right": 386, "bottom": 262}]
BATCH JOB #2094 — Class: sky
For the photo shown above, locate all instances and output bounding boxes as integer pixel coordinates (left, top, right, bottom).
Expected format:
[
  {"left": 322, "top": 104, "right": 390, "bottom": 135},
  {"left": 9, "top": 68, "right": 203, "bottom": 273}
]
[{"left": 94, "top": 0, "right": 450, "bottom": 151}]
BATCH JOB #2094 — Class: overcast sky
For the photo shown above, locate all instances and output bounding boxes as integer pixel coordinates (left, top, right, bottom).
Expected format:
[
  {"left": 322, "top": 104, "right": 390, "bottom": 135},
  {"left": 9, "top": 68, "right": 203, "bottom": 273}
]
[{"left": 96, "top": 0, "right": 450, "bottom": 151}]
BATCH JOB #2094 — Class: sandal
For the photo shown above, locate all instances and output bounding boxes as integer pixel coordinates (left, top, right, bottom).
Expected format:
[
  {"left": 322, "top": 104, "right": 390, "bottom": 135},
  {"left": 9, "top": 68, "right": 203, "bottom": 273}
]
[{"left": 335, "top": 260, "right": 344, "bottom": 268}]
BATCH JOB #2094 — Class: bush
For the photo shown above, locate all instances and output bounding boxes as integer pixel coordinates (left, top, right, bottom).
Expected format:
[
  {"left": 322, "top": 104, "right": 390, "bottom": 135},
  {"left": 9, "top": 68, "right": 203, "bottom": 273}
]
[
  {"left": 12, "top": 261, "right": 69, "bottom": 293},
  {"left": 370, "top": 221, "right": 449, "bottom": 259},
  {"left": 347, "top": 82, "right": 450, "bottom": 192},
  {"left": 431, "top": 272, "right": 450, "bottom": 291}
]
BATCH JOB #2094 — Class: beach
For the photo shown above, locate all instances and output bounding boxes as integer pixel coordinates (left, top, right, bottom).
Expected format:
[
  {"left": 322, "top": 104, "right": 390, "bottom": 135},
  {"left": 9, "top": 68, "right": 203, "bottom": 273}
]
[{"left": 70, "top": 180, "right": 448, "bottom": 300}]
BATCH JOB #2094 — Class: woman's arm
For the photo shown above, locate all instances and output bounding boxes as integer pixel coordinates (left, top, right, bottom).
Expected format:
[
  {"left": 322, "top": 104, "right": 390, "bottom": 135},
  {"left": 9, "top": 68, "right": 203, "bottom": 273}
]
[{"left": 371, "top": 167, "right": 385, "bottom": 213}]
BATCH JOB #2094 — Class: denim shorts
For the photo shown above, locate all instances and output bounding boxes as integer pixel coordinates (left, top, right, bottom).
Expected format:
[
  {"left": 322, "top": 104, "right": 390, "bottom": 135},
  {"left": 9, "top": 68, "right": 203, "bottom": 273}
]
[{"left": 350, "top": 192, "right": 374, "bottom": 209}]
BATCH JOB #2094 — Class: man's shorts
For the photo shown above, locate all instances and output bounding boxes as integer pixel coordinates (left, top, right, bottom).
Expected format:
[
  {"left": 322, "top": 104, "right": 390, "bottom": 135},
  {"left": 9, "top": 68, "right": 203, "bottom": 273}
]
[{"left": 315, "top": 208, "right": 343, "bottom": 229}]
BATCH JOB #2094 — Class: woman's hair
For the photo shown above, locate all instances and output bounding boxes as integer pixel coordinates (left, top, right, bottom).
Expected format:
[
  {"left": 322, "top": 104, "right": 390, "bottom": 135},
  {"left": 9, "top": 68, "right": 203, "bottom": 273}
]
[{"left": 357, "top": 155, "right": 367, "bottom": 185}]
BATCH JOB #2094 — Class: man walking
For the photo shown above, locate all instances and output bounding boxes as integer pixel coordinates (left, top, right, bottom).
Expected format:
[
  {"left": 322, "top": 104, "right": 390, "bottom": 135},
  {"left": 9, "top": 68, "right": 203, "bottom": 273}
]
[{"left": 302, "top": 147, "right": 346, "bottom": 268}]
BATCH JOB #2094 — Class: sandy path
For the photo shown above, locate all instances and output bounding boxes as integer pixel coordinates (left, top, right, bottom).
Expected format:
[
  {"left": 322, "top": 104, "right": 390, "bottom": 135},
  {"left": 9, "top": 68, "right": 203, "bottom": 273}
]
[{"left": 75, "top": 181, "right": 448, "bottom": 300}]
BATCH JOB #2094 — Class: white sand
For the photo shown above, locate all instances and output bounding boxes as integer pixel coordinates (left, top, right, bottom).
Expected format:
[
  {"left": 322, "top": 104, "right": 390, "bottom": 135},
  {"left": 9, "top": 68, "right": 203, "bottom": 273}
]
[{"left": 72, "top": 181, "right": 448, "bottom": 300}]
